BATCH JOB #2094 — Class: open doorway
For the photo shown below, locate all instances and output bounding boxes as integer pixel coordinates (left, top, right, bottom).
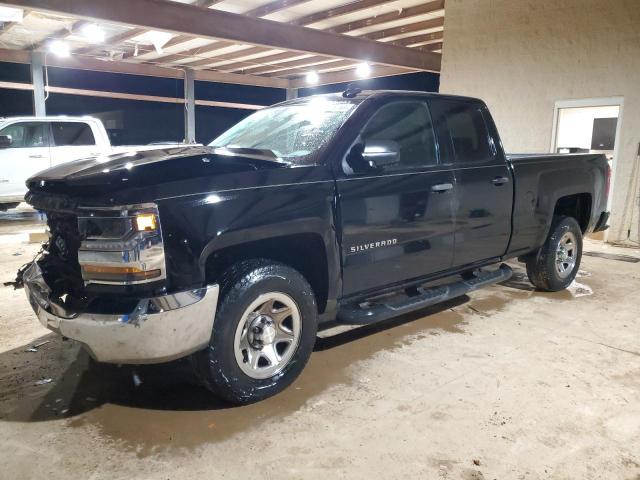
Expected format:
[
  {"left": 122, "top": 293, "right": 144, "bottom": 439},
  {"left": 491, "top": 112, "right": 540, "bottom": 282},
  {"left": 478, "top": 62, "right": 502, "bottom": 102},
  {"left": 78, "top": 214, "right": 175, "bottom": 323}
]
[{"left": 550, "top": 97, "right": 624, "bottom": 241}]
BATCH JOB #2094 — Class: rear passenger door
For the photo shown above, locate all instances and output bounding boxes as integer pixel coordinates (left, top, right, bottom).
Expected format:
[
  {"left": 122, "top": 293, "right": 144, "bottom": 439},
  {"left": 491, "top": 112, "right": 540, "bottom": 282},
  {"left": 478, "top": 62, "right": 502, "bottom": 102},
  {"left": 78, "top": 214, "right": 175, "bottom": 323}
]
[
  {"left": 50, "top": 121, "right": 99, "bottom": 166},
  {"left": 429, "top": 99, "right": 513, "bottom": 267},
  {"left": 337, "top": 99, "right": 456, "bottom": 297}
]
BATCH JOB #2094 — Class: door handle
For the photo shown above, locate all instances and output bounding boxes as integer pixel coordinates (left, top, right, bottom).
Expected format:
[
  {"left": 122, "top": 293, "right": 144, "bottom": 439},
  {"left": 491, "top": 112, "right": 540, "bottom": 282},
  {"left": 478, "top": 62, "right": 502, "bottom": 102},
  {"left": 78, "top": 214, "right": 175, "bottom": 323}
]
[
  {"left": 29, "top": 154, "right": 45, "bottom": 159},
  {"left": 431, "top": 183, "right": 453, "bottom": 193},
  {"left": 491, "top": 176, "right": 510, "bottom": 186}
]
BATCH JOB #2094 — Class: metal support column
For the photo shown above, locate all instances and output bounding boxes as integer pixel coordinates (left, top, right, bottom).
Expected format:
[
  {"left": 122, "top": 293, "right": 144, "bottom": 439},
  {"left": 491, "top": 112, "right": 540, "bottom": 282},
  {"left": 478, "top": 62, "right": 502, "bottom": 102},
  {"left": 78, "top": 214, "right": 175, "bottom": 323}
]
[
  {"left": 30, "top": 52, "right": 46, "bottom": 116},
  {"left": 286, "top": 87, "right": 298, "bottom": 100},
  {"left": 183, "top": 68, "right": 196, "bottom": 144}
]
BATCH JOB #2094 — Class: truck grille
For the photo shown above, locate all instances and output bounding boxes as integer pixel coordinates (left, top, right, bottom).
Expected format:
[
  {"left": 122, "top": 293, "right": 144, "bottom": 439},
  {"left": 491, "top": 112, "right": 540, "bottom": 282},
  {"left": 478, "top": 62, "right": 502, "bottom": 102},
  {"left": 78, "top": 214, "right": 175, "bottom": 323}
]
[{"left": 40, "top": 212, "right": 84, "bottom": 297}]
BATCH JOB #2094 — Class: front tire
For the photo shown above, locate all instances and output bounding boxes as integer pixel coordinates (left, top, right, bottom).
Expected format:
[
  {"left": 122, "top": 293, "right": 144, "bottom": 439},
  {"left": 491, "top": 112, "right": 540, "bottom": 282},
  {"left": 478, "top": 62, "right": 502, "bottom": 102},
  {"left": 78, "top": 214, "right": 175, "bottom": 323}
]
[
  {"left": 193, "top": 259, "right": 317, "bottom": 404},
  {"left": 526, "top": 216, "right": 583, "bottom": 291}
]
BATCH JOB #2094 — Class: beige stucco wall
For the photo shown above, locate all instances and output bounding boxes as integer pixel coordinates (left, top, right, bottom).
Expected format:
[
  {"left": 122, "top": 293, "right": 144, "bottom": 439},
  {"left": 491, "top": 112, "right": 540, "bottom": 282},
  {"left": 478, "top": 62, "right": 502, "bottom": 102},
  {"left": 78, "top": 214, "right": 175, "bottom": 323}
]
[{"left": 439, "top": 0, "right": 640, "bottom": 243}]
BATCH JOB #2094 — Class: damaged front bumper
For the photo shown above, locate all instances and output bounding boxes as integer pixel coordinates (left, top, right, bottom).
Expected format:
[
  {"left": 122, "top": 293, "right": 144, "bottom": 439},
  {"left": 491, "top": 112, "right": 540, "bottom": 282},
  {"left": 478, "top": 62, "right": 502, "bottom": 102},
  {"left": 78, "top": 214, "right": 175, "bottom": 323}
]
[{"left": 22, "top": 261, "right": 219, "bottom": 364}]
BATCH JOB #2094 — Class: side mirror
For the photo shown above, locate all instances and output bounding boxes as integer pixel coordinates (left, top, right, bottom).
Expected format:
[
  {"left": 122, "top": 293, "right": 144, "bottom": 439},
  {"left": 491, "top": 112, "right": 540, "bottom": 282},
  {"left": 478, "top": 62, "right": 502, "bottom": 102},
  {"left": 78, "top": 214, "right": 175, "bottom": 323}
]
[
  {"left": 0, "top": 135, "right": 12, "bottom": 148},
  {"left": 362, "top": 139, "right": 400, "bottom": 168}
]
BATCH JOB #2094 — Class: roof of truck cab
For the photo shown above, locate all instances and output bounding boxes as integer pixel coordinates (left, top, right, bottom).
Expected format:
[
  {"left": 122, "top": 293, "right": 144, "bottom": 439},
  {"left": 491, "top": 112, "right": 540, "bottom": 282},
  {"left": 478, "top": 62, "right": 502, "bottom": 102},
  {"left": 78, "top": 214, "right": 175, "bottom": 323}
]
[
  {"left": 280, "top": 90, "right": 485, "bottom": 106},
  {"left": 349, "top": 90, "right": 484, "bottom": 103}
]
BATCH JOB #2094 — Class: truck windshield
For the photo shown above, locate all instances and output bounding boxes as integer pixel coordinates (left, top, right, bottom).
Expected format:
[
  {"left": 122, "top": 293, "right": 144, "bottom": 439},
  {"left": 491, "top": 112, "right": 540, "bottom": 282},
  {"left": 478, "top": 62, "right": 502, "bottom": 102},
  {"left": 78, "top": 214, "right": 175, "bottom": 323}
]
[{"left": 209, "top": 97, "right": 358, "bottom": 165}]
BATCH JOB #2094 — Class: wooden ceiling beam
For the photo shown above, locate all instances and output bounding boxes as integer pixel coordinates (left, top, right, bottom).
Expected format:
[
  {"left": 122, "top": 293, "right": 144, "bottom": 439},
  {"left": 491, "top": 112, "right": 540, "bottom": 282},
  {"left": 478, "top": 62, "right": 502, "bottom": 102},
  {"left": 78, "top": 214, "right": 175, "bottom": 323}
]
[
  {"left": 268, "top": 59, "right": 362, "bottom": 78},
  {"left": 0, "top": 47, "right": 289, "bottom": 88},
  {"left": 74, "top": 26, "right": 147, "bottom": 56},
  {"left": 182, "top": 45, "right": 294, "bottom": 69},
  {"left": 167, "top": 0, "right": 443, "bottom": 70},
  {"left": 238, "top": 36, "right": 444, "bottom": 77},
  {"left": 0, "top": 0, "right": 440, "bottom": 71},
  {"left": 0, "top": 8, "right": 29, "bottom": 37},
  {"left": 290, "top": 64, "right": 420, "bottom": 88},
  {"left": 29, "top": 18, "right": 88, "bottom": 50},
  {"left": 243, "top": 0, "right": 313, "bottom": 19},
  {"left": 147, "top": 0, "right": 312, "bottom": 65},
  {"left": 241, "top": 55, "right": 343, "bottom": 76},
  {"left": 291, "top": 0, "right": 394, "bottom": 26},
  {"left": 75, "top": 0, "right": 219, "bottom": 56},
  {"left": 159, "top": 0, "right": 308, "bottom": 53},
  {"left": 421, "top": 41, "right": 442, "bottom": 51},
  {"left": 392, "top": 31, "right": 443, "bottom": 47},
  {"left": 152, "top": 1, "right": 227, "bottom": 51},
  {"left": 221, "top": 18, "right": 444, "bottom": 74},
  {"left": 330, "top": 0, "right": 444, "bottom": 34},
  {"left": 365, "top": 17, "right": 445, "bottom": 41}
]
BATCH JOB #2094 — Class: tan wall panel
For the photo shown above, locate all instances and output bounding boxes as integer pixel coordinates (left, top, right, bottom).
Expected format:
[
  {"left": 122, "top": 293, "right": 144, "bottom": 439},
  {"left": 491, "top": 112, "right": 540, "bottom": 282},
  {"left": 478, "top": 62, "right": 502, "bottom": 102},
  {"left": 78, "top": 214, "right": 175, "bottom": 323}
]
[{"left": 439, "top": 0, "right": 640, "bottom": 243}]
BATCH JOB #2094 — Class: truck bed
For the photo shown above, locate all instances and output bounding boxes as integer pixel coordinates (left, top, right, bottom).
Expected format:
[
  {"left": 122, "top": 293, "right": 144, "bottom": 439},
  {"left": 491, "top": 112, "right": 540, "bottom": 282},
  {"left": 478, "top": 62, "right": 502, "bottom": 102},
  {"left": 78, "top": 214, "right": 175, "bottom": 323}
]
[{"left": 506, "top": 152, "right": 609, "bottom": 257}]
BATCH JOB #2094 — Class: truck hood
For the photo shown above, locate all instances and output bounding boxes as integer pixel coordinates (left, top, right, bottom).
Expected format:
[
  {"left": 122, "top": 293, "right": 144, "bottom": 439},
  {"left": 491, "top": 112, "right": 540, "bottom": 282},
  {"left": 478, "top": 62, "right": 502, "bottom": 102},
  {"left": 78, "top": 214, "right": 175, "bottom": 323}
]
[{"left": 26, "top": 145, "right": 287, "bottom": 195}]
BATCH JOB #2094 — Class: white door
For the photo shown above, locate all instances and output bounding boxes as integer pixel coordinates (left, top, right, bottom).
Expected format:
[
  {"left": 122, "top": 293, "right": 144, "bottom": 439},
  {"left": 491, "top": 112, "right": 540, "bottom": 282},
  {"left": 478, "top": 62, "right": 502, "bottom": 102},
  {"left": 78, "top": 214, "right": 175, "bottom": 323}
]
[
  {"left": 0, "top": 121, "right": 51, "bottom": 203},
  {"left": 49, "top": 121, "right": 100, "bottom": 166}
]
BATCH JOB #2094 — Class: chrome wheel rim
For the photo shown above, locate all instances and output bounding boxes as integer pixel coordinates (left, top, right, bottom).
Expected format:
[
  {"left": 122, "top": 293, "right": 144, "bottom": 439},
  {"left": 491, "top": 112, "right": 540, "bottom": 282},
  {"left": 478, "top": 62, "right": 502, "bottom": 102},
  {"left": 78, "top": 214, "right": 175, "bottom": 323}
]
[
  {"left": 234, "top": 292, "right": 301, "bottom": 380},
  {"left": 555, "top": 231, "right": 577, "bottom": 278}
]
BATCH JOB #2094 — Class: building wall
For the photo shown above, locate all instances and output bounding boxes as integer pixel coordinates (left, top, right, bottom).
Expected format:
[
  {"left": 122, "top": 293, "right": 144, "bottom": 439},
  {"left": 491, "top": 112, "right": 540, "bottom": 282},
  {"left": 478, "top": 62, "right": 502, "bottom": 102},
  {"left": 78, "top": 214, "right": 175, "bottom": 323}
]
[{"left": 439, "top": 0, "right": 640, "bottom": 243}]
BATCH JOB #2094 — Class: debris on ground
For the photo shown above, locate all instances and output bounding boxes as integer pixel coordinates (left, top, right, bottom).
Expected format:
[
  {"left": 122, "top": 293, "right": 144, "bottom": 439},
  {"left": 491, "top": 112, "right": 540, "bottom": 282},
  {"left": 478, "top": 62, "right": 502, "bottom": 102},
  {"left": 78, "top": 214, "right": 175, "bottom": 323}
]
[
  {"left": 473, "top": 459, "right": 481, "bottom": 466},
  {"left": 132, "top": 372, "right": 142, "bottom": 387},
  {"left": 25, "top": 340, "right": 50, "bottom": 352},
  {"left": 34, "top": 378, "right": 53, "bottom": 386},
  {"left": 568, "top": 281, "right": 594, "bottom": 297}
]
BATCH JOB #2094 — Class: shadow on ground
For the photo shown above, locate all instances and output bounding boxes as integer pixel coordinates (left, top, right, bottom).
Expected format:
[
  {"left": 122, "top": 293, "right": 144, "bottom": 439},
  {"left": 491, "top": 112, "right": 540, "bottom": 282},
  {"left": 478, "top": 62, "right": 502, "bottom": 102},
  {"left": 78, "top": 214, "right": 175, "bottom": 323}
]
[
  {"left": 0, "top": 295, "right": 476, "bottom": 455},
  {"left": 0, "top": 264, "right": 587, "bottom": 455}
]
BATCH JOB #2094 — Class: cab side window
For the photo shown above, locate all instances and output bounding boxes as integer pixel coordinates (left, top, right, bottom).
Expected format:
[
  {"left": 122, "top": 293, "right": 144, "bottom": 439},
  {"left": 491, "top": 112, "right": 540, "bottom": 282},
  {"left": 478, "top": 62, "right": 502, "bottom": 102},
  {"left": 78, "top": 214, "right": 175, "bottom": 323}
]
[
  {"left": 0, "top": 122, "right": 49, "bottom": 148},
  {"left": 430, "top": 100, "right": 494, "bottom": 164},
  {"left": 347, "top": 101, "right": 437, "bottom": 173},
  {"left": 51, "top": 122, "right": 96, "bottom": 146}
]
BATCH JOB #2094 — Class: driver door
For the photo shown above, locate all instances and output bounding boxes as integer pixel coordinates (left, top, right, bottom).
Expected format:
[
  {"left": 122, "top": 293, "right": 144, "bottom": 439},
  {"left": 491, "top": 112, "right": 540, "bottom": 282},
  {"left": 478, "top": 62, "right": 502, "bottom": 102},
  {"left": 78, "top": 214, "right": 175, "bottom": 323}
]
[{"left": 336, "top": 100, "right": 456, "bottom": 297}]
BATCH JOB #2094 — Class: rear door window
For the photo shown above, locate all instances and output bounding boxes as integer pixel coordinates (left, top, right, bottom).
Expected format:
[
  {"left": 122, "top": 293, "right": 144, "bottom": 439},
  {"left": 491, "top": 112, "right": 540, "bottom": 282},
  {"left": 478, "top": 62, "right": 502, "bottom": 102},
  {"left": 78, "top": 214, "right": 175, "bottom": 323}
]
[
  {"left": 51, "top": 122, "right": 96, "bottom": 146},
  {"left": 0, "top": 122, "right": 49, "bottom": 148},
  {"left": 430, "top": 100, "right": 494, "bottom": 164}
]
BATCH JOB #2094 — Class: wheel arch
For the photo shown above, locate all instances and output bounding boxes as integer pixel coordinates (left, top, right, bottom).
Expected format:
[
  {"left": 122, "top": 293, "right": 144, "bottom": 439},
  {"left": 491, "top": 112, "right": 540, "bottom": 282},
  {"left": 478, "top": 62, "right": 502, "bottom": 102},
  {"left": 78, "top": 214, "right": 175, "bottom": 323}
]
[
  {"left": 202, "top": 231, "right": 331, "bottom": 314},
  {"left": 553, "top": 193, "right": 592, "bottom": 232}
]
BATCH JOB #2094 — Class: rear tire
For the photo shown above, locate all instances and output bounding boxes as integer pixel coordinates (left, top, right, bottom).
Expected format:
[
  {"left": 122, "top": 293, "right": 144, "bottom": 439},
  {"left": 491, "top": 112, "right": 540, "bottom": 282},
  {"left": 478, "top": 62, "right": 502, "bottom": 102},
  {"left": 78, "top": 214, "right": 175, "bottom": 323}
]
[
  {"left": 525, "top": 216, "right": 583, "bottom": 291},
  {"left": 193, "top": 259, "right": 317, "bottom": 404}
]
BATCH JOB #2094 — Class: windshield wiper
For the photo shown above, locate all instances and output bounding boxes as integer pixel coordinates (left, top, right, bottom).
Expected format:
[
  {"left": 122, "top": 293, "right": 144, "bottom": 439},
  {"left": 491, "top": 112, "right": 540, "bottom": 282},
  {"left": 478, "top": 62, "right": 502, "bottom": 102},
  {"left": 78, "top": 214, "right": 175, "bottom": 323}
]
[{"left": 210, "top": 146, "right": 289, "bottom": 164}]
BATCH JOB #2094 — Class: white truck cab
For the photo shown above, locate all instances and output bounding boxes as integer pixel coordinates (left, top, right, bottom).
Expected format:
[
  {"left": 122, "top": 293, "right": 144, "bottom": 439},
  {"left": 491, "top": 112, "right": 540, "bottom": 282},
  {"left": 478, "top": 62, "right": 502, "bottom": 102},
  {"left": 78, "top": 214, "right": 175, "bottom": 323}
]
[{"left": 0, "top": 116, "right": 168, "bottom": 210}]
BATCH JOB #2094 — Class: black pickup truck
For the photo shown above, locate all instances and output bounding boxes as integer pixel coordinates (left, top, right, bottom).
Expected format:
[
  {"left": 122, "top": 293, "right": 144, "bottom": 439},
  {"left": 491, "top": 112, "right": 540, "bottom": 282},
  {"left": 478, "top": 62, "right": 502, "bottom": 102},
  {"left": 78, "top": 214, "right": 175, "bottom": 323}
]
[{"left": 18, "top": 89, "right": 610, "bottom": 403}]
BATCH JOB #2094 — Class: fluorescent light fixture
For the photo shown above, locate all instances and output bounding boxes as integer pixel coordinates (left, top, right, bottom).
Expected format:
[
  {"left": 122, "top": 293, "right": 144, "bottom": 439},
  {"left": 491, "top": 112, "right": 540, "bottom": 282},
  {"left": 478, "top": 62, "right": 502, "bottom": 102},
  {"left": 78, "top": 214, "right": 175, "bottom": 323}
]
[
  {"left": 81, "top": 23, "right": 105, "bottom": 43},
  {"left": 306, "top": 71, "right": 319, "bottom": 84},
  {"left": 48, "top": 40, "right": 70, "bottom": 57},
  {"left": 356, "top": 62, "right": 371, "bottom": 78}
]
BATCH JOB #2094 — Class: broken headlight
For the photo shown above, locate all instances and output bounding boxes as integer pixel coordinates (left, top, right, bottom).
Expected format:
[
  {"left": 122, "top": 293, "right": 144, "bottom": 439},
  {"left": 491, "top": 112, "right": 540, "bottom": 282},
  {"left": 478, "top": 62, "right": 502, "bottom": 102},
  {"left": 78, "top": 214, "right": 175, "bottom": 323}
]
[{"left": 77, "top": 204, "right": 166, "bottom": 285}]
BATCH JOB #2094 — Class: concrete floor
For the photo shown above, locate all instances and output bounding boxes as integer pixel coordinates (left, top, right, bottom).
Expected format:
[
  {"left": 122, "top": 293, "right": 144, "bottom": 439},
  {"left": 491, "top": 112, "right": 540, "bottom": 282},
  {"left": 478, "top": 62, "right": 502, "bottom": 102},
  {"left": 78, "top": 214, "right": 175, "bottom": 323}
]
[{"left": 0, "top": 208, "right": 639, "bottom": 480}]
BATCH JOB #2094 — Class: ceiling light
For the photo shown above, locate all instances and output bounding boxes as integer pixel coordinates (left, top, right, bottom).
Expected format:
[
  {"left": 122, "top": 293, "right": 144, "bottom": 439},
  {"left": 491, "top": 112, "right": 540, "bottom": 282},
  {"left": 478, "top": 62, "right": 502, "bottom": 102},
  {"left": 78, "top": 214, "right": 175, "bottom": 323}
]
[
  {"left": 48, "top": 40, "right": 70, "bottom": 57},
  {"left": 306, "top": 71, "right": 319, "bottom": 84},
  {"left": 356, "top": 62, "right": 371, "bottom": 78},
  {"left": 81, "top": 23, "right": 105, "bottom": 43}
]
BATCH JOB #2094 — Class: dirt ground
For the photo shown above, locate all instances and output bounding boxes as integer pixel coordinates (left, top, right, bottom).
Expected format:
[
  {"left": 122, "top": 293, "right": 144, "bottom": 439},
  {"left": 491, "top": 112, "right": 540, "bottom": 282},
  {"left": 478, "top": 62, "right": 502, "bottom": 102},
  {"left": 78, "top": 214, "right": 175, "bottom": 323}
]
[{"left": 0, "top": 207, "right": 638, "bottom": 480}]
